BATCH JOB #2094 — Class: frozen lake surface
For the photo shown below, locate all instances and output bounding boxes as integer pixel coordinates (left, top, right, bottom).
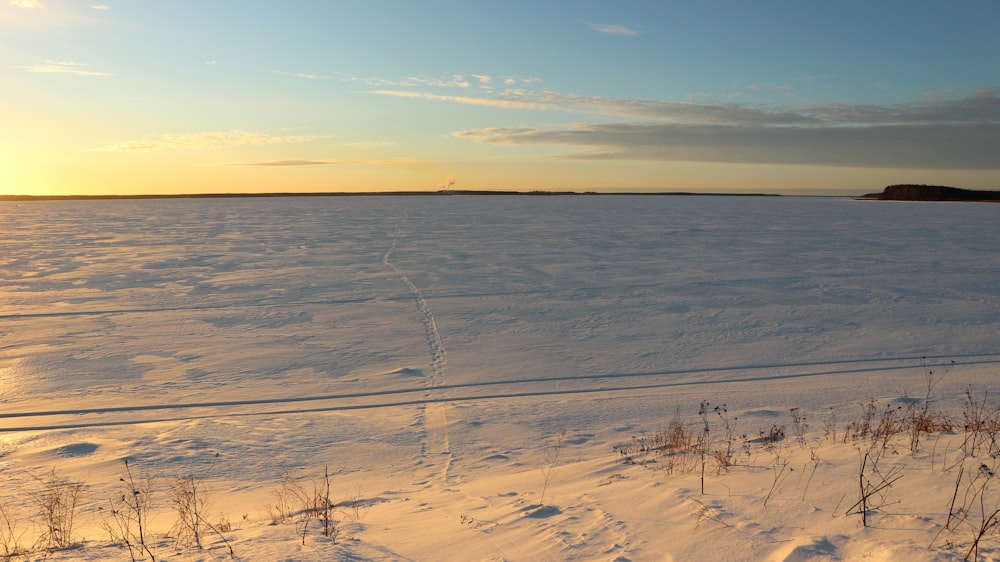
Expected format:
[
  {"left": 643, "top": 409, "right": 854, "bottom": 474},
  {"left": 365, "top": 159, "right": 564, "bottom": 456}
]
[
  {"left": 1, "top": 195, "right": 998, "bottom": 560},
  {"left": 3, "top": 195, "right": 997, "bottom": 401}
]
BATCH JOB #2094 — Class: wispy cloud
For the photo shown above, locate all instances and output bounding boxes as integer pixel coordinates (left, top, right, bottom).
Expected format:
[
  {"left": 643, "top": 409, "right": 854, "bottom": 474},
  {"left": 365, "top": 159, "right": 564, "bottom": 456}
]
[
  {"left": 373, "top": 90, "right": 555, "bottom": 111},
  {"left": 380, "top": 84, "right": 1000, "bottom": 127},
  {"left": 454, "top": 122, "right": 999, "bottom": 169},
  {"left": 343, "top": 140, "right": 394, "bottom": 149},
  {"left": 370, "top": 73, "right": 472, "bottom": 89},
  {"left": 17, "top": 60, "right": 111, "bottom": 76},
  {"left": 229, "top": 157, "right": 422, "bottom": 167},
  {"left": 90, "top": 4, "right": 110, "bottom": 9},
  {"left": 374, "top": 88, "right": 822, "bottom": 125},
  {"left": 746, "top": 82, "right": 793, "bottom": 95},
  {"left": 450, "top": 88, "right": 1000, "bottom": 169},
  {"left": 233, "top": 160, "right": 338, "bottom": 167},
  {"left": 9, "top": 0, "right": 42, "bottom": 8},
  {"left": 272, "top": 69, "right": 353, "bottom": 81},
  {"left": 98, "top": 130, "right": 321, "bottom": 152},
  {"left": 804, "top": 88, "right": 1000, "bottom": 125},
  {"left": 472, "top": 74, "right": 496, "bottom": 91},
  {"left": 278, "top": 69, "right": 540, "bottom": 91},
  {"left": 588, "top": 23, "right": 639, "bottom": 36}
]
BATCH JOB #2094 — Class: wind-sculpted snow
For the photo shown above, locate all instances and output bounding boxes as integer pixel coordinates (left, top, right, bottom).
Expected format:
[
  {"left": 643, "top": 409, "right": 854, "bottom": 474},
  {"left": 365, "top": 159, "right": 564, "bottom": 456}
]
[{"left": 1, "top": 195, "right": 999, "bottom": 560}]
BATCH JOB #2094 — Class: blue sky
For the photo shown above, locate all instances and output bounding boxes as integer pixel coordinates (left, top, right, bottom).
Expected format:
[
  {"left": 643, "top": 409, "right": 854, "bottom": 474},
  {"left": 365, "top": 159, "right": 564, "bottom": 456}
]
[{"left": 3, "top": 0, "right": 999, "bottom": 194}]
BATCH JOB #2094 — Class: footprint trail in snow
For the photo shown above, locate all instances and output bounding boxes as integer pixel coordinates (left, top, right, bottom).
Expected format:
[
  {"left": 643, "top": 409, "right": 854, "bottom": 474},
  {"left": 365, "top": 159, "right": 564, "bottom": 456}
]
[{"left": 383, "top": 230, "right": 453, "bottom": 485}]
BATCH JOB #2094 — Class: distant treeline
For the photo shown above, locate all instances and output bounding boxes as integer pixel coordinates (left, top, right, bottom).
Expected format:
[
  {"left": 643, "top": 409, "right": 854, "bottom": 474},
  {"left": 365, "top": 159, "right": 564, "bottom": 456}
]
[{"left": 860, "top": 184, "right": 1000, "bottom": 202}]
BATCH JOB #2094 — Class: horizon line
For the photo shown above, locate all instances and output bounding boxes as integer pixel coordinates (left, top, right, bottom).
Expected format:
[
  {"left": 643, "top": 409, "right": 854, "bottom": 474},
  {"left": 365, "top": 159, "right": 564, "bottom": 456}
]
[{"left": 1, "top": 189, "right": 852, "bottom": 201}]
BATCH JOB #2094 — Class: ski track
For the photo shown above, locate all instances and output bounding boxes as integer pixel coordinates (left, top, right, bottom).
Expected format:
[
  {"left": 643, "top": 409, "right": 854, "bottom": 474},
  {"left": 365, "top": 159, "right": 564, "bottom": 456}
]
[
  {"left": 383, "top": 229, "right": 452, "bottom": 485},
  {"left": 3, "top": 356, "right": 999, "bottom": 432}
]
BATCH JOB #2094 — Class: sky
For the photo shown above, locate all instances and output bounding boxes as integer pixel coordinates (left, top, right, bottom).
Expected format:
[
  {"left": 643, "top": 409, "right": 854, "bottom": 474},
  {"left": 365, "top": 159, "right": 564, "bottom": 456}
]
[{"left": 2, "top": 0, "right": 999, "bottom": 196}]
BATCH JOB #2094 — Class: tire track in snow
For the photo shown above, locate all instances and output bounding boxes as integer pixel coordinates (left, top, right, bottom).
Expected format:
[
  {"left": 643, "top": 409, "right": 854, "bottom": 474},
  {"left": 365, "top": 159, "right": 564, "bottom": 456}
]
[{"left": 383, "top": 230, "right": 452, "bottom": 484}]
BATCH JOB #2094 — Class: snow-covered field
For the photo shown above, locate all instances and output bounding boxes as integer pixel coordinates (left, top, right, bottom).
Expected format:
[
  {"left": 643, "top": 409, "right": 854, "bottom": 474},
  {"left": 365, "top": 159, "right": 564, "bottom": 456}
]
[{"left": 1, "top": 195, "right": 999, "bottom": 561}]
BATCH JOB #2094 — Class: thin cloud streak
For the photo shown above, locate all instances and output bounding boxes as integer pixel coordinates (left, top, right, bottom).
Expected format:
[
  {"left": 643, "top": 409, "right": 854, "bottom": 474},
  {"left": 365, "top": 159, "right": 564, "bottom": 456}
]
[
  {"left": 235, "top": 160, "right": 337, "bottom": 167},
  {"left": 374, "top": 89, "right": 819, "bottom": 124},
  {"left": 588, "top": 23, "right": 639, "bottom": 36},
  {"left": 808, "top": 87, "right": 1000, "bottom": 125},
  {"left": 446, "top": 88, "right": 1000, "bottom": 169},
  {"left": 228, "top": 158, "right": 423, "bottom": 167},
  {"left": 373, "top": 90, "right": 553, "bottom": 111},
  {"left": 379, "top": 86, "right": 1000, "bottom": 127},
  {"left": 454, "top": 121, "right": 1000, "bottom": 169},
  {"left": 99, "top": 130, "right": 320, "bottom": 152},
  {"left": 280, "top": 69, "right": 541, "bottom": 90},
  {"left": 500, "top": 89, "right": 821, "bottom": 124},
  {"left": 17, "top": 60, "right": 111, "bottom": 76}
]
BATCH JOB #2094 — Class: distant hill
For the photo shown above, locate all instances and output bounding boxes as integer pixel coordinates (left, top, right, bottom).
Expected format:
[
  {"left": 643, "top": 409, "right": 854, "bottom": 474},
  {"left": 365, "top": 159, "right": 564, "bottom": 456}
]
[{"left": 860, "top": 184, "right": 1000, "bottom": 202}]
